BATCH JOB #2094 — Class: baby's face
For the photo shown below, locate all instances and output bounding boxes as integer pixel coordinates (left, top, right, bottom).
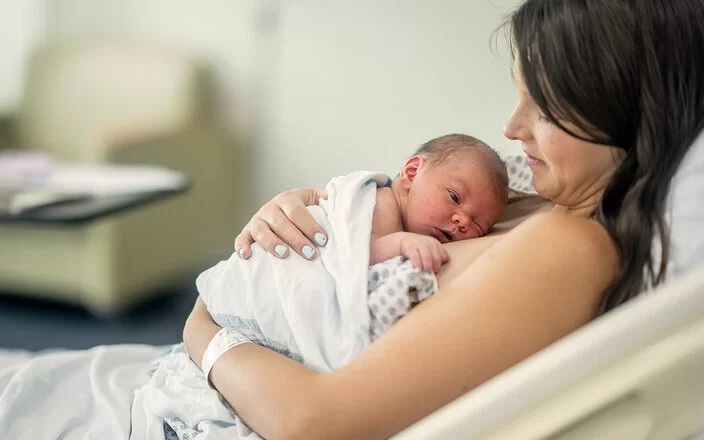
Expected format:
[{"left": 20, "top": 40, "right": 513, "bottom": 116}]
[{"left": 402, "top": 155, "right": 506, "bottom": 242}]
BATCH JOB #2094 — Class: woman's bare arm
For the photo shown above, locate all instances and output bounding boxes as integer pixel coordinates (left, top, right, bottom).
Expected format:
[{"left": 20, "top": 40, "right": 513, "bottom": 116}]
[
  {"left": 184, "top": 298, "right": 323, "bottom": 440},
  {"left": 185, "top": 212, "right": 619, "bottom": 440}
]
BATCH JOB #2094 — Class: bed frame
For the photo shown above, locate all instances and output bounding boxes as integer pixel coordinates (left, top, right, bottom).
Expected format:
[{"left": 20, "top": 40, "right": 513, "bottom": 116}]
[{"left": 395, "top": 265, "right": 704, "bottom": 440}]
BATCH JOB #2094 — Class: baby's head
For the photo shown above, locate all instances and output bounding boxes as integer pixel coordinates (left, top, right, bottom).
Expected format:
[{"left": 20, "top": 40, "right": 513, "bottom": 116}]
[{"left": 397, "top": 134, "right": 508, "bottom": 242}]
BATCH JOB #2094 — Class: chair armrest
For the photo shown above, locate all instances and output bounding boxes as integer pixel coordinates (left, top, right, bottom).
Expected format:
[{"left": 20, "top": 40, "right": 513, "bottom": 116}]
[
  {"left": 0, "top": 115, "right": 18, "bottom": 149},
  {"left": 104, "top": 124, "right": 252, "bottom": 233},
  {"left": 103, "top": 123, "right": 242, "bottom": 183}
]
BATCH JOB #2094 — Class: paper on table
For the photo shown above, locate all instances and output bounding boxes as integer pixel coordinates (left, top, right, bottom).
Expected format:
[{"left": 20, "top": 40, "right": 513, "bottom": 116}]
[
  {"left": 6, "top": 191, "right": 92, "bottom": 215},
  {"left": 37, "top": 164, "right": 187, "bottom": 196},
  {"left": 0, "top": 163, "right": 187, "bottom": 215}
]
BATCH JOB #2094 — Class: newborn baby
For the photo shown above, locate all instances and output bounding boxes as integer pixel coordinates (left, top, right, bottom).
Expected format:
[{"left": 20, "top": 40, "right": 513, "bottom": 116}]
[
  {"left": 370, "top": 133, "right": 507, "bottom": 272},
  {"left": 196, "top": 133, "right": 508, "bottom": 372}
]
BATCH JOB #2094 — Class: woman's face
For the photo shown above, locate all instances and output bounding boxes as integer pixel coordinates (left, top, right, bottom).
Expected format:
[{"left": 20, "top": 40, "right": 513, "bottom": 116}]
[{"left": 503, "top": 62, "right": 625, "bottom": 211}]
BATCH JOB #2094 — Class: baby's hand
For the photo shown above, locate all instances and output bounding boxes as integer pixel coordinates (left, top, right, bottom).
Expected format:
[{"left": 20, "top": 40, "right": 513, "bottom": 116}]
[{"left": 400, "top": 233, "right": 449, "bottom": 273}]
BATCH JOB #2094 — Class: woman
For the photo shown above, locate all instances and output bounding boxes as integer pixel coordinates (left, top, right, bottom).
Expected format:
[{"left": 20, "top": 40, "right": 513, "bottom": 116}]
[{"left": 184, "top": 0, "right": 704, "bottom": 438}]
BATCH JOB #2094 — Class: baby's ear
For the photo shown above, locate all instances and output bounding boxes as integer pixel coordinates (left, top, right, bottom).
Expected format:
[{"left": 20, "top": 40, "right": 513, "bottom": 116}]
[{"left": 399, "top": 155, "right": 424, "bottom": 188}]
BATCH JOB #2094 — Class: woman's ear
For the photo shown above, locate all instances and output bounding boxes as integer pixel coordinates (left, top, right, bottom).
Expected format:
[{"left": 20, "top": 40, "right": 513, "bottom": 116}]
[{"left": 399, "top": 156, "right": 424, "bottom": 189}]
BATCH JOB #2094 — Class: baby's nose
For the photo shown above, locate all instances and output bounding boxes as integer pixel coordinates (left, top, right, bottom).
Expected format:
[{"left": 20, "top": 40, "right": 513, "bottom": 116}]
[{"left": 451, "top": 212, "right": 469, "bottom": 230}]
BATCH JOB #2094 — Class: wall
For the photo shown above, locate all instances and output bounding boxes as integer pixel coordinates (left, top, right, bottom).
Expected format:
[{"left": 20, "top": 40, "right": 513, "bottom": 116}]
[
  {"left": 257, "top": 0, "right": 522, "bottom": 207},
  {"left": 43, "top": 0, "right": 269, "bottom": 140},
  {"left": 41, "top": 0, "right": 522, "bottom": 213},
  {"left": 0, "top": 0, "right": 45, "bottom": 116}
]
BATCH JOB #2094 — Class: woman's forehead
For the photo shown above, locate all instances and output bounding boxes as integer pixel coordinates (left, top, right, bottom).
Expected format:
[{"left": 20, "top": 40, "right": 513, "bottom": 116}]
[{"left": 512, "top": 59, "right": 529, "bottom": 94}]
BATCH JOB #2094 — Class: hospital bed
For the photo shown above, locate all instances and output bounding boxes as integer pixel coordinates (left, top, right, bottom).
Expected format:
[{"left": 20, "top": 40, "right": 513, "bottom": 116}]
[
  {"left": 1, "top": 152, "right": 702, "bottom": 439},
  {"left": 396, "top": 264, "right": 704, "bottom": 440},
  {"left": 1, "top": 263, "right": 701, "bottom": 439}
]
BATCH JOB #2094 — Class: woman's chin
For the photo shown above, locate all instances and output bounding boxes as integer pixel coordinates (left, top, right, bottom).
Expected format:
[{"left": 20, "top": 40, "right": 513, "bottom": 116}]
[{"left": 530, "top": 178, "right": 554, "bottom": 200}]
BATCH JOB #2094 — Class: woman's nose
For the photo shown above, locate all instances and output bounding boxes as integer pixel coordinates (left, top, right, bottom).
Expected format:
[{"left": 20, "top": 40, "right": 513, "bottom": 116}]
[{"left": 503, "top": 107, "right": 529, "bottom": 141}]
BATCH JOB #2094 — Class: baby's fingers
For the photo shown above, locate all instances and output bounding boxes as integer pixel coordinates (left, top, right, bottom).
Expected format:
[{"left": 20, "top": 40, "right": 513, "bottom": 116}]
[
  {"left": 440, "top": 245, "right": 450, "bottom": 264},
  {"left": 418, "top": 248, "right": 436, "bottom": 273},
  {"left": 409, "top": 248, "right": 424, "bottom": 271},
  {"left": 429, "top": 245, "right": 444, "bottom": 274}
]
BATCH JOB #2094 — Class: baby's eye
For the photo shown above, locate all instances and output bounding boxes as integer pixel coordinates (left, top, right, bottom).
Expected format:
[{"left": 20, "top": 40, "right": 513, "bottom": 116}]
[{"left": 448, "top": 190, "right": 459, "bottom": 204}]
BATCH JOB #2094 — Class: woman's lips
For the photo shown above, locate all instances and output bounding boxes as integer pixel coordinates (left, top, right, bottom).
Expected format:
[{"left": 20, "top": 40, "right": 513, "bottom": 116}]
[{"left": 524, "top": 152, "right": 545, "bottom": 166}]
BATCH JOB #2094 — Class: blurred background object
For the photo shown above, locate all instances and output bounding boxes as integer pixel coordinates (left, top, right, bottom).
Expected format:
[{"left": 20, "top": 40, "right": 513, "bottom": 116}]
[
  {"left": 0, "top": 0, "right": 521, "bottom": 349},
  {"left": 0, "top": 41, "right": 246, "bottom": 315}
]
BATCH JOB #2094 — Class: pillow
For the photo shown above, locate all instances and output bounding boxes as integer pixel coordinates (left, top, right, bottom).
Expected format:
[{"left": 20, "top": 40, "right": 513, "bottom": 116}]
[
  {"left": 666, "top": 129, "right": 704, "bottom": 277},
  {"left": 504, "top": 154, "right": 537, "bottom": 194}
]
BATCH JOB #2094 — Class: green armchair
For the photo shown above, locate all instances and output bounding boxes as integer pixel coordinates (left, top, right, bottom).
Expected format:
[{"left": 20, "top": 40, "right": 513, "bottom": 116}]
[{"left": 0, "top": 43, "right": 248, "bottom": 315}]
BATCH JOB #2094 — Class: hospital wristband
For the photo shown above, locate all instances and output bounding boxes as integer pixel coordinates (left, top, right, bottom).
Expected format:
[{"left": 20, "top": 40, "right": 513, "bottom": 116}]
[{"left": 201, "top": 327, "right": 254, "bottom": 388}]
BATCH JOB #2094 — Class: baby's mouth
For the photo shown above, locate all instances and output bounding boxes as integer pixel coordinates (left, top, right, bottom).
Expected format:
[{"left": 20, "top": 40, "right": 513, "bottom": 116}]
[{"left": 433, "top": 228, "right": 453, "bottom": 243}]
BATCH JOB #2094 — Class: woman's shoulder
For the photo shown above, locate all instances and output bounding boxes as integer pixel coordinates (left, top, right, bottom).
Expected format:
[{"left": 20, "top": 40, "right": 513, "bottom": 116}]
[
  {"left": 505, "top": 211, "right": 619, "bottom": 271},
  {"left": 517, "top": 209, "right": 609, "bottom": 233}
]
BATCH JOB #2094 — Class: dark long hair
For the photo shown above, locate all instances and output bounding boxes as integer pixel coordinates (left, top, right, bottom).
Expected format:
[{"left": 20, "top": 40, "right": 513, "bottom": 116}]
[{"left": 508, "top": 0, "right": 704, "bottom": 314}]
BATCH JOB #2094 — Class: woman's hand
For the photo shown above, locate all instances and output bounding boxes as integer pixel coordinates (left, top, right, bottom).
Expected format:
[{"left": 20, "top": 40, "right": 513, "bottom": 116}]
[{"left": 234, "top": 188, "right": 328, "bottom": 260}]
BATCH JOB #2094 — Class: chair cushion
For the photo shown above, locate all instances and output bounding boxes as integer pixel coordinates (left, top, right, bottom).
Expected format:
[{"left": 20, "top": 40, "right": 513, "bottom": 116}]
[{"left": 17, "top": 44, "right": 201, "bottom": 161}]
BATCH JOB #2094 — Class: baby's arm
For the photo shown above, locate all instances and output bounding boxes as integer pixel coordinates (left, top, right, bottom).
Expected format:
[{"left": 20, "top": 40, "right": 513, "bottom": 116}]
[
  {"left": 370, "top": 188, "right": 448, "bottom": 272},
  {"left": 370, "top": 232, "right": 406, "bottom": 265},
  {"left": 371, "top": 232, "right": 448, "bottom": 273}
]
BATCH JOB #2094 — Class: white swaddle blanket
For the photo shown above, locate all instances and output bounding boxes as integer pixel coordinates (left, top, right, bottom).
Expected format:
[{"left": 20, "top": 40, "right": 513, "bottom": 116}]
[
  {"left": 196, "top": 170, "right": 391, "bottom": 372},
  {"left": 132, "top": 170, "right": 437, "bottom": 439}
]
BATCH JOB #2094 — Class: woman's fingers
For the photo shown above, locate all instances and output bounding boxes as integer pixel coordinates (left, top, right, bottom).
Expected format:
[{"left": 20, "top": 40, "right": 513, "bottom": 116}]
[
  {"left": 304, "top": 188, "right": 328, "bottom": 205},
  {"left": 268, "top": 209, "right": 322, "bottom": 259},
  {"left": 280, "top": 202, "right": 328, "bottom": 250},
  {"left": 235, "top": 187, "right": 329, "bottom": 260},
  {"left": 277, "top": 189, "right": 329, "bottom": 247},
  {"left": 235, "top": 215, "right": 294, "bottom": 259},
  {"left": 261, "top": 189, "right": 327, "bottom": 259},
  {"left": 234, "top": 229, "right": 254, "bottom": 259},
  {"left": 245, "top": 216, "right": 295, "bottom": 259}
]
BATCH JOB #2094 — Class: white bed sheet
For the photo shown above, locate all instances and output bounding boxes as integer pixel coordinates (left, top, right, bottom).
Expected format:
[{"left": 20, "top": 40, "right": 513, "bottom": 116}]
[{"left": 0, "top": 344, "right": 165, "bottom": 439}]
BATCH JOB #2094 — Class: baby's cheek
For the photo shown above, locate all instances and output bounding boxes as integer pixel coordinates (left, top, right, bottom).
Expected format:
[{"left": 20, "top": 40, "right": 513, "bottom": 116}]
[{"left": 425, "top": 206, "right": 446, "bottom": 223}]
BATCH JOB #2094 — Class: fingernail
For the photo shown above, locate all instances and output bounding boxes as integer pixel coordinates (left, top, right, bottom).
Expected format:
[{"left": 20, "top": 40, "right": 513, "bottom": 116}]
[
  {"left": 238, "top": 249, "right": 245, "bottom": 258},
  {"left": 302, "top": 245, "right": 315, "bottom": 259},
  {"left": 314, "top": 232, "right": 327, "bottom": 246},
  {"left": 275, "top": 244, "right": 287, "bottom": 257}
]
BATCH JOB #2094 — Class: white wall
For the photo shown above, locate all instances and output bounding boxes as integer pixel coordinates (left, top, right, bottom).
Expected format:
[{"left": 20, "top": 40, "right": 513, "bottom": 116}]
[
  {"left": 256, "top": 0, "right": 522, "bottom": 207},
  {"left": 0, "top": 0, "right": 45, "bottom": 116},
  {"left": 40, "top": 0, "right": 522, "bottom": 210},
  {"left": 43, "top": 0, "right": 270, "bottom": 140}
]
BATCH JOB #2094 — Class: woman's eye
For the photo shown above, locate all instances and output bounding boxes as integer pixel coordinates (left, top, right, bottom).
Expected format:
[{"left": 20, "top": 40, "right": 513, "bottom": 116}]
[
  {"left": 538, "top": 113, "right": 555, "bottom": 124},
  {"left": 448, "top": 191, "right": 459, "bottom": 204}
]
